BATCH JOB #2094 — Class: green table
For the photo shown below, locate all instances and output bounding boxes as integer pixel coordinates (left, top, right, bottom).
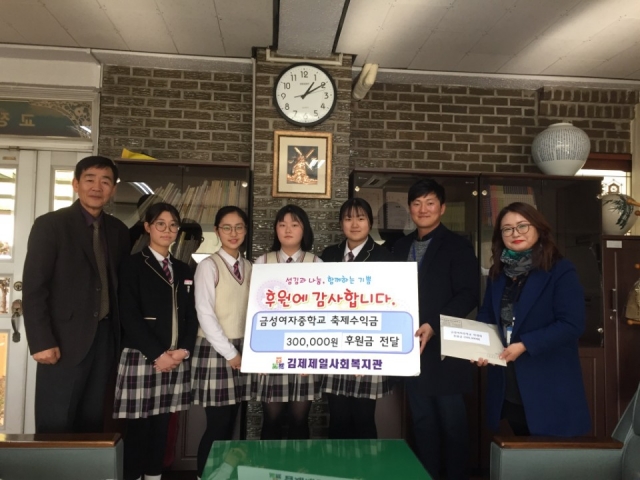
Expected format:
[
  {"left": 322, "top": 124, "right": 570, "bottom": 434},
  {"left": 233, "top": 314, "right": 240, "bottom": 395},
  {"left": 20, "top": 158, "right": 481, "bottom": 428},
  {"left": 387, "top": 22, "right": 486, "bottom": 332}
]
[{"left": 202, "top": 439, "right": 430, "bottom": 480}]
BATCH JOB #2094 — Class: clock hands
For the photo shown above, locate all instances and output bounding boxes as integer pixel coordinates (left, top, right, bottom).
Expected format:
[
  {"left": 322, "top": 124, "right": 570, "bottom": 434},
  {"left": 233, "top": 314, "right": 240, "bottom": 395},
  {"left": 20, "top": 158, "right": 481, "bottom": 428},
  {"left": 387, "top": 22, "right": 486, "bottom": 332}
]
[
  {"left": 304, "top": 82, "right": 326, "bottom": 97},
  {"left": 294, "top": 82, "right": 327, "bottom": 99},
  {"left": 295, "top": 82, "right": 314, "bottom": 99}
]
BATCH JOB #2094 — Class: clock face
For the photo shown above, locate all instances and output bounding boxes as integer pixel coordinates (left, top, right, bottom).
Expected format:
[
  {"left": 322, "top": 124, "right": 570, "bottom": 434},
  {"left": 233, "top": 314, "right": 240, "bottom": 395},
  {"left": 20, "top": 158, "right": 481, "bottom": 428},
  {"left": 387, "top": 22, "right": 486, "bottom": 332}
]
[{"left": 274, "top": 63, "right": 337, "bottom": 127}]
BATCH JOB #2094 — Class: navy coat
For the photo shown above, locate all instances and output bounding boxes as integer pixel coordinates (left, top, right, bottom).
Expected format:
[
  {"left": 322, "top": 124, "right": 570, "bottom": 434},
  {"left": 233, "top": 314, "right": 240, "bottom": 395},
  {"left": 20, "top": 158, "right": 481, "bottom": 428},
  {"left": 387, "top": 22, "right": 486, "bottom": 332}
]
[
  {"left": 477, "top": 258, "right": 591, "bottom": 436},
  {"left": 393, "top": 223, "right": 479, "bottom": 395},
  {"left": 320, "top": 235, "right": 394, "bottom": 263},
  {"left": 118, "top": 247, "right": 198, "bottom": 362}
]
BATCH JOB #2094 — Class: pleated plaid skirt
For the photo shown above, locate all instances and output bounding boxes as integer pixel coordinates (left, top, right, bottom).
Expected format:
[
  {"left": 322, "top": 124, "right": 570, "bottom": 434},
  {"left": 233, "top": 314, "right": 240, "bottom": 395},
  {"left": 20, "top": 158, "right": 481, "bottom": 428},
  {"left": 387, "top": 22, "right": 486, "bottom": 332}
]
[
  {"left": 191, "top": 337, "right": 252, "bottom": 407},
  {"left": 322, "top": 374, "right": 392, "bottom": 400},
  {"left": 113, "top": 348, "right": 192, "bottom": 419},
  {"left": 253, "top": 373, "right": 322, "bottom": 403}
]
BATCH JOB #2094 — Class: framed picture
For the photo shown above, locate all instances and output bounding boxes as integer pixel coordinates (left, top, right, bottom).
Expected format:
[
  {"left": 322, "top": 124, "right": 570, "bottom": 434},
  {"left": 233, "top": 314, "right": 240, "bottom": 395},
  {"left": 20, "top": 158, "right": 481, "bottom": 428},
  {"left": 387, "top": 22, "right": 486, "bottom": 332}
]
[{"left": 272, "top": 130, "right": 332, "bottom": 199}]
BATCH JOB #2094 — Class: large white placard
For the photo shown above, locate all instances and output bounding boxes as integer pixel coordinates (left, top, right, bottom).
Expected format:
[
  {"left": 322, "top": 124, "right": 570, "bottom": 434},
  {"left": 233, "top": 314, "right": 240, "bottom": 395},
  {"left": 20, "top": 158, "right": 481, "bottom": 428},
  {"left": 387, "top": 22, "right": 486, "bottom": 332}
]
[{"left": 242, "top": 262, "right": 420, "bottom": 376}]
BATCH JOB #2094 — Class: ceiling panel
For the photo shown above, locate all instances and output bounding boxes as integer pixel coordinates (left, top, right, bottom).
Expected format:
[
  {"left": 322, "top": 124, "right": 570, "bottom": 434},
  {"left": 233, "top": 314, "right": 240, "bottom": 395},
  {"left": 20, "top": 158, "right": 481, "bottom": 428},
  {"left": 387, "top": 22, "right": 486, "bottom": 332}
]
[
  {"left": 363, "top": 3, "right": 448, "bottom": 68},
  {"left": 41, "top": 0, "right": 128, "bottom": 51},
  {"left": 0, "top": 0, "right": 640, "bottom": 82},
  {"left": 563, "top": 18, "right": 640, "bottom": 61},
  {"left": 498, "top": 34, "right": 586, "bottom": 74},
  {"left": 586, "top": 44, "right": 640, "bottom": 79},
  {"left": 410, "top": 29, "right": 485, "bottom": 71},
  {"left": 437, "top": 0, "right": 516, "bottom": 33},
  {"left": 97, "top": 0, "right": 177, "bottom": 53},
  {"left": 156, "top": 0, "right": 224, "bottom": 56},
  {"left": 216, "top": 0, "right": 272, "bottom": 57},
  {"left": 542, "top": 57, "right": 603, "bottom": 76},
  {"left": 471, "top": 0, "right": 581, "bottom": 56},
  {"left": 0, "top": 0, "right": 76, "bottom": 46},
  {"left": 456, "top": 52, "right": 512, "bottom": 73},
  {"left": 0, "top": 18, "right": 23, "bottom": 43},
  {"left": 335, "top": 0, "right": 394, "bottom": 65}
]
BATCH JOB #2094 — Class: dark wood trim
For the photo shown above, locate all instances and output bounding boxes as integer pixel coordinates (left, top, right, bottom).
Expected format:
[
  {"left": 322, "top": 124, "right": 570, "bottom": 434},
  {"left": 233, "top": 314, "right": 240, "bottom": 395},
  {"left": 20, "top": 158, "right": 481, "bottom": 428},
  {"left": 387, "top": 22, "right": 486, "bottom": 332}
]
[
  {"left": 493, "top": 436, "right": 623, "bottom": 450},
  {"left": 584, "top": 153, "right": 632, "bottom": 172},
  {"left": 115, "top": 158, "right": 251, "bottom": 168},
  {"left": 0, "top": 433, "right": 121, "bottom": 448}
]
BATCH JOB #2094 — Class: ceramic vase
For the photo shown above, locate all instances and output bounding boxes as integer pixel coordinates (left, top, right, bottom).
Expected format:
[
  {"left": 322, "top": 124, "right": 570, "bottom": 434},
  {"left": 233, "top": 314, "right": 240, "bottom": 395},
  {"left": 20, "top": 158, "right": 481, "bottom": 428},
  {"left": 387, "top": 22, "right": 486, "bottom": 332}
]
[
  {"left": 602, "top": 194, "right": 638, "bottom": 235},
  {"left": 531, "top": 122, "right": 591, "bottom": 176}
]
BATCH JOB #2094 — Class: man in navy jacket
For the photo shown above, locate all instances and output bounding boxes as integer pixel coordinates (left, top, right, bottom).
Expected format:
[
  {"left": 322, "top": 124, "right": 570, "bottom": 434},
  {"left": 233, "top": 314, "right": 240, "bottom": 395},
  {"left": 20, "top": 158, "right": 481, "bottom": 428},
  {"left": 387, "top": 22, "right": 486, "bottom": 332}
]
[{"left": 393, "top": 179, "right": 479, "bottom": 480}]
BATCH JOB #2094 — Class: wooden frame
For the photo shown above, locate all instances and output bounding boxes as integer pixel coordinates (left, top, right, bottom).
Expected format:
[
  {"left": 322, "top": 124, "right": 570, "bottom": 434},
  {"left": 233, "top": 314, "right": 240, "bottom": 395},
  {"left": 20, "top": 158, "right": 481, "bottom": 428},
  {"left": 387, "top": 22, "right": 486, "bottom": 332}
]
[{"left": 272, "top": 130, "right": 332, "bottom": 199}]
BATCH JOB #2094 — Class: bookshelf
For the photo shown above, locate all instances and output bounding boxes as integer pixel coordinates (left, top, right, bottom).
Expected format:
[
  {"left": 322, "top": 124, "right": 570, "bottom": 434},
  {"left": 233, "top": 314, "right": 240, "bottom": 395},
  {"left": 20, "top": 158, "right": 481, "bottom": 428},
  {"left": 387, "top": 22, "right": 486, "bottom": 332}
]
[{"left": 112, "top": 160, "right": 251, "bottom": 261}]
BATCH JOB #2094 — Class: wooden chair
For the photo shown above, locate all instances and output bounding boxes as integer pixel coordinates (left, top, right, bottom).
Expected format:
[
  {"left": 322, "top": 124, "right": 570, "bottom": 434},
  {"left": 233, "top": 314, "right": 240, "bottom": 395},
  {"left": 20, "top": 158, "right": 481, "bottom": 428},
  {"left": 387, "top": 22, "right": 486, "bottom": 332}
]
[
  {"left": 0, "top": 432, "right": 123, "bottom": 480},
  {"left": 490, "top": 383, "right": 640, "bottom": 480}
]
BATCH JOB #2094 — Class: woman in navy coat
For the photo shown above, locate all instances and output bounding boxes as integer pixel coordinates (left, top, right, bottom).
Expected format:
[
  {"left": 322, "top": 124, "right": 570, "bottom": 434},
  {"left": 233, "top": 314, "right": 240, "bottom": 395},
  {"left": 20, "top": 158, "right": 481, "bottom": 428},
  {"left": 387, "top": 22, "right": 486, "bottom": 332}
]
[{"left": 476, "top": 202, "right": 590, "bottom": 437}]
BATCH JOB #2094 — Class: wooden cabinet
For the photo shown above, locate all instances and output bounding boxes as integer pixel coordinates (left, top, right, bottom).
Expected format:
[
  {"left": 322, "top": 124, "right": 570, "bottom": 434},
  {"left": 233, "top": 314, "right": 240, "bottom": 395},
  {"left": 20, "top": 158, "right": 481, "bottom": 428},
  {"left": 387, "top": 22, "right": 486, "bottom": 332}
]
[
  {"left": 601, "top": 236, "right": 640, "bottom": 435},
  {"left": 350, "top": 169, "right": 605, "bottom": 470}
]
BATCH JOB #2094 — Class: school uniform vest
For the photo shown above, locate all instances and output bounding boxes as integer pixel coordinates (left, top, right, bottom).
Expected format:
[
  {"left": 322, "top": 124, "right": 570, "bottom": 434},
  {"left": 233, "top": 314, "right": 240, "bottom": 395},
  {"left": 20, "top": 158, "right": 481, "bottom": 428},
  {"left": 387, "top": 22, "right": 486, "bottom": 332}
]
[{"left": 199, "top": 253, "right": 251, "bottom": 340}]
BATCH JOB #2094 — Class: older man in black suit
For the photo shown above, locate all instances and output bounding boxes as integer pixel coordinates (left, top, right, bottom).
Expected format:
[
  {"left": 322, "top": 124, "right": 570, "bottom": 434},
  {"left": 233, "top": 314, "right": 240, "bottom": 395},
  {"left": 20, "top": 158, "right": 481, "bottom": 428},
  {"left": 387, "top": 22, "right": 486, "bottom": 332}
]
[
  {"left": 23, "top": 155, "right": 130, "bottom": 433},
  {"left": 393, "top": 179, "right": 479, "bottom": 480}
]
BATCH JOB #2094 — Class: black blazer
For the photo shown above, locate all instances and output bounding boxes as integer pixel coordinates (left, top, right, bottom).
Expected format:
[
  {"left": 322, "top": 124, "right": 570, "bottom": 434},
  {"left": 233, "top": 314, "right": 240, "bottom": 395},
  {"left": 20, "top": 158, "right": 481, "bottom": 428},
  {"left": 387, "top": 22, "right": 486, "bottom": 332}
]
[
  {"left": 320, "top": 235, "right": 394, "bottom": 263},
  {"left": 23, "top": 200, "right": 130, "bottom": 366},
  {"left": 118, "top": 247, "right": 198, "bottom": 361},
  {"left": 393, "top": 223, "right": 479, "bottom": 395}
]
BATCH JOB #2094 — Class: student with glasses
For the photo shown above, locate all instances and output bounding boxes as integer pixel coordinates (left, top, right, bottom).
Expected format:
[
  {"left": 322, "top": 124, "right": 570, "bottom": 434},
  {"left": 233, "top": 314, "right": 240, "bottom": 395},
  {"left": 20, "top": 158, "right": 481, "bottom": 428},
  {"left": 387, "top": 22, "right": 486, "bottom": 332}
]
[
  {"left": 114, "top": 202, "right": 198, "bottom": 480},
  {"left": 191, "top": 206, "right": 253, "bottom": 479},
  {"left": 475, "top": 202, "right": 591, "bottom": 437}
]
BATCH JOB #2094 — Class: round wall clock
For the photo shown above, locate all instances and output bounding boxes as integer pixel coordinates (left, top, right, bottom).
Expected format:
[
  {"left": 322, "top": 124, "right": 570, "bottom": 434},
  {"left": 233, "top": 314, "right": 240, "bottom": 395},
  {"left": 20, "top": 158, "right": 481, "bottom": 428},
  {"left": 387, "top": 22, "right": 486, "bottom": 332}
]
[{"left": 274, "top": 63, "right": 337, "bottom": 127}]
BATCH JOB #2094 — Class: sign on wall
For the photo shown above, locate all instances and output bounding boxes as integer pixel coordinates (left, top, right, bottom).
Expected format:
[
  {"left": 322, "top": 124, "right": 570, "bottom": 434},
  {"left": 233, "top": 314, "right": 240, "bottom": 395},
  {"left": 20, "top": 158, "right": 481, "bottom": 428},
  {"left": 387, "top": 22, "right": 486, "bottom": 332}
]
[
  {"left": 242, "top": 262, "right": 421, "bottom": 376},
  {"left": 0, "top": 99, "right": 91, "bottom": 138}
]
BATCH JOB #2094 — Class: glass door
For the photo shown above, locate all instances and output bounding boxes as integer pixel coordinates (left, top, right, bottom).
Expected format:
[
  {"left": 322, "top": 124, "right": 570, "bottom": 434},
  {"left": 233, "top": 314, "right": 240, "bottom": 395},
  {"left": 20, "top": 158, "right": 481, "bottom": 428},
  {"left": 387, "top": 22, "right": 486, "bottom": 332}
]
[{"left": 0, "top": 149, "right": 80, "bottom": 434}]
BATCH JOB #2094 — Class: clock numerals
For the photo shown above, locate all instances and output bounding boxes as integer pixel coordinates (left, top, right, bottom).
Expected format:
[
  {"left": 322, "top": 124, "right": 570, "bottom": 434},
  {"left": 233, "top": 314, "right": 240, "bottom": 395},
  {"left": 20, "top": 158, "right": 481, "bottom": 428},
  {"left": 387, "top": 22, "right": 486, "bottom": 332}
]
[{"left": 282, "top": 82, "right": 290, "bottom": 89}]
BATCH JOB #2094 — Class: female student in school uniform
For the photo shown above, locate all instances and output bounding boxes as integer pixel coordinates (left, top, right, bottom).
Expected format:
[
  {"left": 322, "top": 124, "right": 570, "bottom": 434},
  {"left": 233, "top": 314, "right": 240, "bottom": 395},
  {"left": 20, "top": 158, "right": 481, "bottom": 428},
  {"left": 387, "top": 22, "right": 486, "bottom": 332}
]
[
  {"left": 192, "top": 206, "right": 253, "bottom": 479},
  {"left": 114, "top": 202, "right": 198, "bottom": 480},
  {"left": 253, "top": 204, "right": 322, "bottom": 440},
  {"left": 320, "top": 198, "right": 394, "bottom": 439}
]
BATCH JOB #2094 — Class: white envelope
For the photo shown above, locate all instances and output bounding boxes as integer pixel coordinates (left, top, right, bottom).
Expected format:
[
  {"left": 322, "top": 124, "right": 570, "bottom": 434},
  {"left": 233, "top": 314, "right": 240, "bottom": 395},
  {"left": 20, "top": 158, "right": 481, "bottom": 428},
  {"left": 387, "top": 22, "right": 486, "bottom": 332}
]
[{"left": 440, "top": 315, "right": 507, "bottom": 367}]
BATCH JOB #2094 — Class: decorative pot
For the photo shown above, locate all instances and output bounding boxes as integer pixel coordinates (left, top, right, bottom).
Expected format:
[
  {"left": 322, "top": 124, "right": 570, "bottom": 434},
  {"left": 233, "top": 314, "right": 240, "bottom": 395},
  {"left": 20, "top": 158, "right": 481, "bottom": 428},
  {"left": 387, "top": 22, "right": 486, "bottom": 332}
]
[
  {"left": 531, "top": 122, "right": 590, "bottom": 176},
  {"left": 602, "top": 194, "right": 640, "bottom": 235}
]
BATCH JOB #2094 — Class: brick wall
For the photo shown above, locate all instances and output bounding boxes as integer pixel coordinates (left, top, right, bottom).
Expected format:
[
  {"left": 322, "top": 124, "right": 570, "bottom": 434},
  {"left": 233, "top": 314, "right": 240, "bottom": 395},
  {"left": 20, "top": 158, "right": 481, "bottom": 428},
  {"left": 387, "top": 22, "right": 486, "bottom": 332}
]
[
  {"left": 351, "top": 85, "right": 638, "bottom": 174},
  {"left": 98, "top": 65, "right": 252, "bottom": 163},
  {"left": 251, "top": 49, "right": 354, "bottom": 258}
]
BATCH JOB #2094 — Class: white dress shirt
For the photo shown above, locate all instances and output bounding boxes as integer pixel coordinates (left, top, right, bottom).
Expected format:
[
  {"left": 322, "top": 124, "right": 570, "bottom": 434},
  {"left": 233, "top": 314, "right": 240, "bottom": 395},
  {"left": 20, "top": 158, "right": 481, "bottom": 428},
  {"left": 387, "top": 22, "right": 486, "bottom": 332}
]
[
  {"left": 148, "top": 246, "right": 173, "bottom": 278},
  {"left": 194, "top": 250, "right": 245, "bottom": 360},
  {"left": 254, "top": 249, "right": 323, "bottom": 263},
  {"left": 342, "top": 239, "right": 367, "bottom": 261}
]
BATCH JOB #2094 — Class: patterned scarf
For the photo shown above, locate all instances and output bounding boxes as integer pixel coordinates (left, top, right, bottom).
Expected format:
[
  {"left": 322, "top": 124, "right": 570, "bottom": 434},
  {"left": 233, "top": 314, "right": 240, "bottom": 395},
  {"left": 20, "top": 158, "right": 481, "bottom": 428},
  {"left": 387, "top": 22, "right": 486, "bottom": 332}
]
[{"left": 500, "top": 248, "right": 533, "bottom": 279}]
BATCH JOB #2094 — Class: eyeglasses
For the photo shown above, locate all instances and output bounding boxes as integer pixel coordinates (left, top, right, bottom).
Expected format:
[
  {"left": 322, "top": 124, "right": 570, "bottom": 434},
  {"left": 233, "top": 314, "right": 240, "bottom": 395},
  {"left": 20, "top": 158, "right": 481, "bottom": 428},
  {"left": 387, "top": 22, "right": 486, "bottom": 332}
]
[
  {"left": 501, "top": 223, "right": 531, "bottom": 236},
  {"left": 218, "top": 224, "right": 246, "bottom": 234},
  {"left": 152, "top": 221, "right": 180, "bottom": 233}
]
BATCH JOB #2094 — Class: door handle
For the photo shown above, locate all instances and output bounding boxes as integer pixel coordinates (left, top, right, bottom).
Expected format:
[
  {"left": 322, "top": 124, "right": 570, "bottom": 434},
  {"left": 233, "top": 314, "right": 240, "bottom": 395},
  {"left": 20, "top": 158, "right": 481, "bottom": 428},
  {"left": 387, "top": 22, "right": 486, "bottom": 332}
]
[
  {"left": 610, "top": 288, "right": 618, "bottom": 313},
  {"left": 11, "top": 299, "right": 22, "bottom": 343}
]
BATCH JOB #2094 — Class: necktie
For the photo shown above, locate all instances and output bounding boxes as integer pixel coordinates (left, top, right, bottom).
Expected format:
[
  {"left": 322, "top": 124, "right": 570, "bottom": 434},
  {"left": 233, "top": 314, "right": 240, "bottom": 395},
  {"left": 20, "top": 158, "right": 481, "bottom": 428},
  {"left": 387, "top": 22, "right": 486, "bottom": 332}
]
[
  {"left": 286, "top": 257, "right": 293, "bottom": 263},
  {"left": 346, "top": 251, "right": 355, "bottom": 262},
  {"left": 92, "top": 221, "right": 109, "bottom": 320},
  {"left": 233, "top": 260, "right": 242, "bottom": 280},
  {"left": 162, "top": 258, "right": 173, "bottom": 283}
]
